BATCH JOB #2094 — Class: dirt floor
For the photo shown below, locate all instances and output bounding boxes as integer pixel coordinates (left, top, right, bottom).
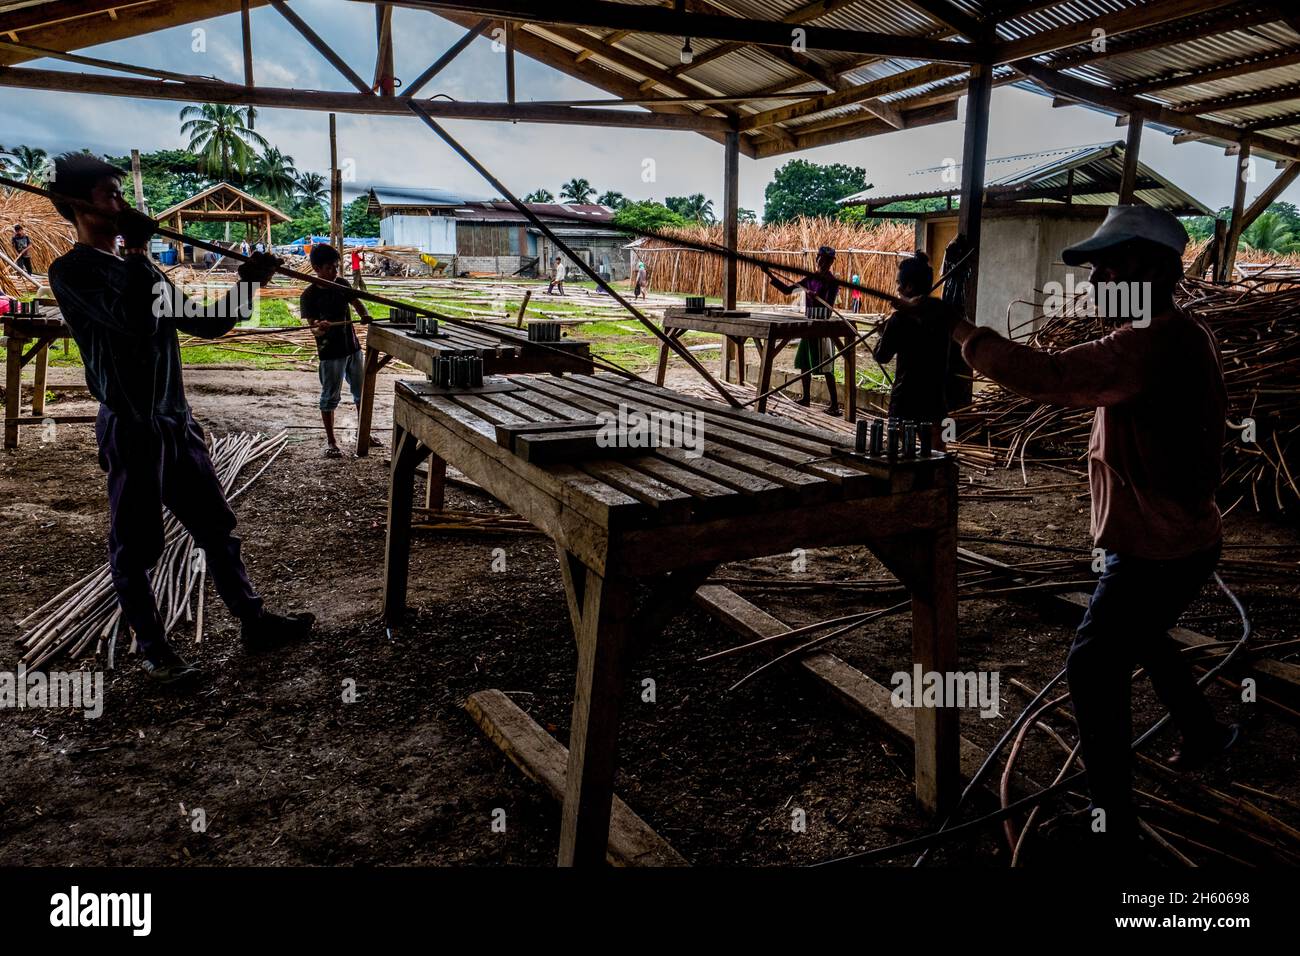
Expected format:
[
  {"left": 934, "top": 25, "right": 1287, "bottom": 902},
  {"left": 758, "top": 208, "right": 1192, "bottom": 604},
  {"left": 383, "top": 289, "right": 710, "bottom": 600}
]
[{"left": 1, "top": 364, "right": 1297, "bottom": 867}]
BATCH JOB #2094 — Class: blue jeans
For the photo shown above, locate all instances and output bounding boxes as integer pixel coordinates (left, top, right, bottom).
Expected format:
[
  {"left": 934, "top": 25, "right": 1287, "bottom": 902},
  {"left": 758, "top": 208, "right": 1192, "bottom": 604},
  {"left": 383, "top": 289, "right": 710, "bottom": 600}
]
[
  {"left": 319, "top": 349, "right": 364, "bottom": 412},
  {"left": 1068, "top": 543, "right": 1223, "bottom": 830}
]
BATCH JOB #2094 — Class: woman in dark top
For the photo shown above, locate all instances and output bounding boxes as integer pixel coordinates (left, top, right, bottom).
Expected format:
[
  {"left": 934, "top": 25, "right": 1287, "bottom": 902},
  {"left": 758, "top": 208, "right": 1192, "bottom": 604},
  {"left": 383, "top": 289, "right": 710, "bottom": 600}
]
[
  {"left": 873, "top": 251, "right": 952, "bottom": 443},
  {"left": 764, "top": 245, "right": 841, "bottom": 415}
]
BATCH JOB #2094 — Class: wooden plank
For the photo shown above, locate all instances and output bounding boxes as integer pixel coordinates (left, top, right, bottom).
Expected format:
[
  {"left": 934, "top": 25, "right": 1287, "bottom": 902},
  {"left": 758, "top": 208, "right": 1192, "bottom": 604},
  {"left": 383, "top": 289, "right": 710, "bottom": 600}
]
[
  {"left": 523, "top": 375, "right": 836, "bottom": 501},
  {"left": 693, "top": 586, "right": 986, "bottom": 781},
  {"left": 464, "top": 690, "right": 687, "bottom": 867}
]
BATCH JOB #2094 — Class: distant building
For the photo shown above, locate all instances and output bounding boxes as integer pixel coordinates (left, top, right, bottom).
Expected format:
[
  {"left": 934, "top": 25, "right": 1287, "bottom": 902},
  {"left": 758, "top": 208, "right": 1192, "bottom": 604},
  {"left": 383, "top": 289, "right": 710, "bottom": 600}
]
[
  {"left": 366, "top": 188, "right": 628, "bottom": 279},
  {"left": 839, "top": 141, "right": 1212, "bottom": 337}
]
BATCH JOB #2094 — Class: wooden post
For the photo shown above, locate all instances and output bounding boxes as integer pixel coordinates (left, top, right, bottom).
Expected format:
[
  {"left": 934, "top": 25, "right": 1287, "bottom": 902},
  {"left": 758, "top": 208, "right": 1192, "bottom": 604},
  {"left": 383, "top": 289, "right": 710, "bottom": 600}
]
[
  {"left": 4, "top": 330, "right": 22, "bottom": 448},
  {"left": 722, "top": 130, "right": 740, "bottom": 380},
  {"left": 505, "top": 21, "right": 515, "bottom": 105},
  {"left": 375, "top": 3, "right": 396, "bottom": 96},
  {"left": 1222, "top": 137, "right": 1252, "bottom": 282},
  {"left": 1119, "top": 114, "right": 1142, "bottom": 204},
  {"left": 31, "top": 342, "right": 48, "bottom": 417},
  {"left": 355, "top": 346, "right": 380, "bottom": 457},
  {"left": 383, "top": 424, "right": 429, "bottom": 623},
  {"left": 329, "top": 112, "right": 343, "bottom": 250},
  {"left": 951, "top": 60, "right": 992, "bottom": 409},
  {"left": 130, "top": 149, "right": 146, "bottom": 214}
]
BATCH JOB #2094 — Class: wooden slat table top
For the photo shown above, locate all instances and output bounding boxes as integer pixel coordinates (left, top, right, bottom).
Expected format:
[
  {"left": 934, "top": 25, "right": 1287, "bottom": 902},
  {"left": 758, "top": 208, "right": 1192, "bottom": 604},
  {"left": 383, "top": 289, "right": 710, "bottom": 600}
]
[
  {"left": 369, "top": 320, "right": 590, "bottom": 358},
  {"left": 2, "top": 309, "right": 67, "bottom": 338},
  {"left": 395, "top": 373, "right": 949, "bottom": 531},
  {"left": 661, "top": 306, "right": 851, "bottom": 339}
]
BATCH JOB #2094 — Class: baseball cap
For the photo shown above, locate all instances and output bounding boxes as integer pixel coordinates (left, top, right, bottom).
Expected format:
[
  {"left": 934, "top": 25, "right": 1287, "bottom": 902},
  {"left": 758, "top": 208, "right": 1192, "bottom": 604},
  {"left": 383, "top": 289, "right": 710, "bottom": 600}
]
[{"left": 1061, "top": 204, "right": 1189, "bottom": 266}]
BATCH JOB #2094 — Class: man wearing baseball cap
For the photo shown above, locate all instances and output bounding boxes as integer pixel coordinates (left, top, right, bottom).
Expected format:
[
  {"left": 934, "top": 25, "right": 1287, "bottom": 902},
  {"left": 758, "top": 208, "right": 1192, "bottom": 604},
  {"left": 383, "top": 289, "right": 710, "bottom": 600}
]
[{"left": 935, "top": 205, "right": 1239, "bottom": 856}]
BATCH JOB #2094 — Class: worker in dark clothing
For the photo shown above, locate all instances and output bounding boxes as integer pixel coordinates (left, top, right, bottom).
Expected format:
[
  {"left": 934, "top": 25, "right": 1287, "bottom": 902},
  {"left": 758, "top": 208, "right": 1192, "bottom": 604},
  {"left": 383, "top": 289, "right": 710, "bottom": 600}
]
[
  {"left": 917, "top": 206, "right": 1239, "bottom": 856},
  {"left": 46, "top": 153, "right": 314, "bottom": 689},
  {"left": 763, "top": 245, "right": 841, "bottom": 415},
  {"left": 873, "top": 251, "right": 952, "bottom": 446},
  {"left": 12, "top": 224, "right": 33, "bottom": 274}
]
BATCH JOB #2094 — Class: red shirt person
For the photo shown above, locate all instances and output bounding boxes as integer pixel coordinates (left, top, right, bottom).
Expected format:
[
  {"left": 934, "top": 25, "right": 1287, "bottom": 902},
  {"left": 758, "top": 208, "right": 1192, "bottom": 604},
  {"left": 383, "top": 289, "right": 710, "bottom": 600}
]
[{"left": 925, "top": 206, "right": 1238, "bottom": 853}]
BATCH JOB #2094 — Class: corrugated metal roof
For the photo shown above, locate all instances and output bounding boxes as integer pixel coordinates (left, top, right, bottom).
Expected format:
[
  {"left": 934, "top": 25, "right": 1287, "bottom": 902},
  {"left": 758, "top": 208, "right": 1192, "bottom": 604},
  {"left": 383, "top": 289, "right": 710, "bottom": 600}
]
[{"left": 840, "top": 140, "right": 1211, "bottom": 215}]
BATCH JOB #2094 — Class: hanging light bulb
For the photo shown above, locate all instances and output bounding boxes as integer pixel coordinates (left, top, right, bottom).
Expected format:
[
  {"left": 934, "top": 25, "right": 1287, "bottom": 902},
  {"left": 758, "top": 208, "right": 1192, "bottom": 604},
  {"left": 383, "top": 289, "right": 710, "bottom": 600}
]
[{"left": 680, "top": 37, "right": 694, "bottom": 65}]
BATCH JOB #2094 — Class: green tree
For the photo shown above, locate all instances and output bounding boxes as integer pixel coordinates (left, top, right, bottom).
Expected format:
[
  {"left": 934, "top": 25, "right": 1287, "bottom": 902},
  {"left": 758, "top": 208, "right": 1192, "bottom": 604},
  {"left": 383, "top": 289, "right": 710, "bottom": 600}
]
[
  {"left": 738, "top": 207, "right": 758, "bottom": 224},
  {"left": 597, "top": 190, "right": 626, "bottom": 209},
  {"left": 763, "top": 159, "right": 867, "bottom": 223},
  {"left": 5, "top": 145, "right": 50, "bottom": 183},
  {"left": 179, "top": 104, "right": 267, "bottom": 183},
  {"left": 271, "top": 201, "right": 329, "bottom": 245},
  {"left": 295, "top": 171, "right": 329, "bottom": 210},
  {"left": 105, "top": 148, "right": 213, "bottom": 215},
  {"left": 342, "top": 194, "right": 380, "bottom": 237},
  {"left": 1241, "top": 211, "right": 1295, "bottom": 253},
  {"left": 249, "top": 146, "right": 299, "bottom": 208},
  {"left": 524, "top": 188, "right": 554, "bottom": 202},
  {"left": 612, "top": 200, "right": 688, "bottom": 233},
  {"left": 839, "top": 196, "right": 951, "bottom": 225},
  {"left": 559, "top": 178, "right": 595, "bottom": 204}
]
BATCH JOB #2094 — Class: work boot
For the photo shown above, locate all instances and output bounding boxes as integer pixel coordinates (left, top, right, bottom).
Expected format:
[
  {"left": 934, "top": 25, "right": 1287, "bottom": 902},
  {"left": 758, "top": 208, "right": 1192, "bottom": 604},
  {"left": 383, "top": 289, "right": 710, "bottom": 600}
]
[
  {"left": 140, "top": 645, "right": 204, "bottom": 689},
  {"left": 241, "top": 610, "right": 315, "bottom": 652},
  {"left": 1167, "top": 723, "right": 1241, "bottom": 772}
]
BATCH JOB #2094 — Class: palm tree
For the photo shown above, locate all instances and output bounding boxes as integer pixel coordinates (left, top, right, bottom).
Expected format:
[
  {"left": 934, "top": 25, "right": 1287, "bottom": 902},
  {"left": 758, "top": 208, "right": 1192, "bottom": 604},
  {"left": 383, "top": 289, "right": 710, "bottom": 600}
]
[
  {"left": 524, "top": 188, "right": 554, "bottom": 203},
  {"left": 597, "top": 190, "right": 626, "bottom": 209},
  {"left": 179, "top": 104, "right": 267, "bottom": 183},
  {"left": 1241, "top": 212, "right": 1295, "bottom": 253},
  {"left": 249, "top": 146, "right": 299, "bottom": 207},
  {"left": 296, "top": 171, "right": 329, "bottom": 209},
  {"left": 559, "top": 178, "right": 595, "bottom": 204},
  {"left": 6, "top": 145, "right": 51, "bottom": 183},
  {"left": 680, "top": 193, "right": 716, "bottom": 224}
]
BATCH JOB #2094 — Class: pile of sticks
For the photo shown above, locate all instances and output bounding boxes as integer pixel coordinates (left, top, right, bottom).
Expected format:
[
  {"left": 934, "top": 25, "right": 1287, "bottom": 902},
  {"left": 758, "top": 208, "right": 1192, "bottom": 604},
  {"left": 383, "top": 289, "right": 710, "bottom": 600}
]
[
  {"left": 16, "top": 431, "right": 289, "bottom": 669},
  {"left": 961, "top": 278, "right": 1300, "bottom": 511}
]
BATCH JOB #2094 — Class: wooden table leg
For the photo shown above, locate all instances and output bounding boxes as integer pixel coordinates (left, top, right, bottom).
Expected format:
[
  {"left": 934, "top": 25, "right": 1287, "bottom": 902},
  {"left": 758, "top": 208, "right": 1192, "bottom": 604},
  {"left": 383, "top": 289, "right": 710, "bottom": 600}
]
[
  {"left": 4, "top": 333, "right": 23, "bottom": 449},
  {"left": 910, "top": 523, "right": 959, "bottom": 812},
  {"left": 755, "top": 338, "right": 776, "bottom": 414},
  {"left": 558, "top": 559, "right": 635, "bottom": 867},
  {"left": 31, "top": 339, "right": 49, "bottom": 418},
  {"left": 735, "top": 337, "right": 747, "bottom": 386},
  {"left": 654, "top": 329, "right": 681, "bottom": 386},
  {"left": 424, "top": 456, "right": 447, "bottom": 509},
  {"left": 355, "top": 345, "right": 381, "bottom": 457},
  {"left": 842, "top": 335, "right": 857, "bottom": 423},
  {"left": 382, "top": 424, "right": 430, "bottom": 624}
]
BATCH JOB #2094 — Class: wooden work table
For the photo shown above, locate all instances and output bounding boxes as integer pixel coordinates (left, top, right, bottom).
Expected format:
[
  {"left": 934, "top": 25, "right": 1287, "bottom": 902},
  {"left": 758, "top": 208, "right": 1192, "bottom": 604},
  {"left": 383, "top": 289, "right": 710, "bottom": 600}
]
[
  {"left": 355, "top": 320, "right": 593, "bottom": 456},
  {"left": 384, "top": 372, "right": 958, "bottom": 866},
  {"left": 657, "top": 305, "right": 860, "bottom": 421},
  {"left": 2, "top": 309, "right": 90, "bottom": 449}
]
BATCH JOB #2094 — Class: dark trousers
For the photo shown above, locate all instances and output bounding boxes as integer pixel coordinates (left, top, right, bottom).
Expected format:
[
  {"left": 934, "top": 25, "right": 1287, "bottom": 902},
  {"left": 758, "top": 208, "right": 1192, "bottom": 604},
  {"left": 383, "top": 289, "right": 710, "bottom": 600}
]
[
  {"left": 1068, "top": 543, "right": 1222, "bottom": 830},
  {"left": 96, "top": 406, "right": 263, "bottom": 662},
  {"left": 17, "top": 255, "right": 32, "bottom": 275}
]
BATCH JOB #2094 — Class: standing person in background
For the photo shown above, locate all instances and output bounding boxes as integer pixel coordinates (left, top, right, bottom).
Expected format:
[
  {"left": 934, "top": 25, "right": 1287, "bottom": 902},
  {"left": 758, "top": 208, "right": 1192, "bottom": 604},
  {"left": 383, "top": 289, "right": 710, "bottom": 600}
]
[
  {"left": 873, "top": 251, "right": 951, "bottom": 447},
  {"left": 763, "top": 245, "right": 841, "bottom": 416},
  {"left": 849, "top": 272, "right": 864, "bottom": 314},
  {"left": 12, "top": 224, "right": 33, "bottom": 274},
  {"left": 634, "top": 260, "right": 648, "bottom": 299},
  {"left": 239, "top": 237, "right": 250, "bottom": 258},
  {"left": 301, "top": 243, "right": 373, "bottom": 458},
  {"left": 546, "top": 256, "right": 567, "bottom": 295}
]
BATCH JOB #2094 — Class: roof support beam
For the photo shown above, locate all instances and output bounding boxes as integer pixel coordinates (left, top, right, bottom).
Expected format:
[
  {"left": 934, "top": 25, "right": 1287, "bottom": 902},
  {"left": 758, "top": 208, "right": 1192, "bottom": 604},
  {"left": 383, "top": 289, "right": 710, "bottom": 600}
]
[
  {"left": 271, "top": 0, "right": 374, "bottom": 94},
  {"left": 992, "top": 0, "right": 1230, "bottom": 63},
  {"left": 738, "top": 64, "right": 965, "bottom": 131},
  {"left": 1177, "top": 84, "right": 1300, "bottom": 115},
  {"left": 0, "top": 66, "right": 735, "bottom": 132},
  {"left": 1118, "top": 114, "right": 1143, "bottom": 204},
  {"left": 401, "top": 17, "right": 490, "bottom": 97},
  {"left": 369, "top": 0, "right": 984, "bottom": 63},
  {"left": 751, "top": 100, "right": 958, "bottom": 158},
  {"left": 1015, "top": 59, "right": 1300, "bottom": 162},
  {"left": 1222, "top": 138, "right": 1252, "bottom": 281},
  {"left": 1117, "top": 49, "right": 1300, "bottom": 97},
  {"left": 901, "top": 0, "right": 984, "bottom": 39}
]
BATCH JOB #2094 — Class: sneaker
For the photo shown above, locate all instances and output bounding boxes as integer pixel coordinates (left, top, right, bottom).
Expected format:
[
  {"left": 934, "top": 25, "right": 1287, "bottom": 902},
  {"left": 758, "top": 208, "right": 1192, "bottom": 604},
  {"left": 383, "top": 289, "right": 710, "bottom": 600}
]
[
  {"left": 1168, "top": 723, "right": 1241, "bottom": 772},
  {"left": 140, "top": 647, "right": 204, "bottom": 688},
  {"left": 241, "top": 611, "right": 315, "bottom": 652},
  {"left": 322, "top": 444, "right": 342, "bottom": 459}
]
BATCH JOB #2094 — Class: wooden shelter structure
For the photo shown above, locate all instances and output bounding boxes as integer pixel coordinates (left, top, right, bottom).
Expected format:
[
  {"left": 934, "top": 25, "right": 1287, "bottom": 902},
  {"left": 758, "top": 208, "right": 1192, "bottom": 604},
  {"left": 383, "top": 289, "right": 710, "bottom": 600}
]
[
  {"left": 154, "top": 182, "right": 290, "bottom": 259},
  {"left": 3, "top": 0, "right": 1300, "bottom": 863}
]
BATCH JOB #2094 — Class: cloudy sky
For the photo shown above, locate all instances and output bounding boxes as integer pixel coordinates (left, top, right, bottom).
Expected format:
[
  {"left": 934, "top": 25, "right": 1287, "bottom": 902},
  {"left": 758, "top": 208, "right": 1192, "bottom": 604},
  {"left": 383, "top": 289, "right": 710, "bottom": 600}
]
[{"left": 7, "top": 0, "right": 1297, "bottom": 216}]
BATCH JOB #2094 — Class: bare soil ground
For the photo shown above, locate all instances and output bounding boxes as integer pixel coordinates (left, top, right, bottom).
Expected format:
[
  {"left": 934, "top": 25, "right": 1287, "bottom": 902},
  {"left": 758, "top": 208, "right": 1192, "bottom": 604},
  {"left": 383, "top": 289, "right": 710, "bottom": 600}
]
[{"left": 1, "top": 366, "right": 1297, "bottom": 867}]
